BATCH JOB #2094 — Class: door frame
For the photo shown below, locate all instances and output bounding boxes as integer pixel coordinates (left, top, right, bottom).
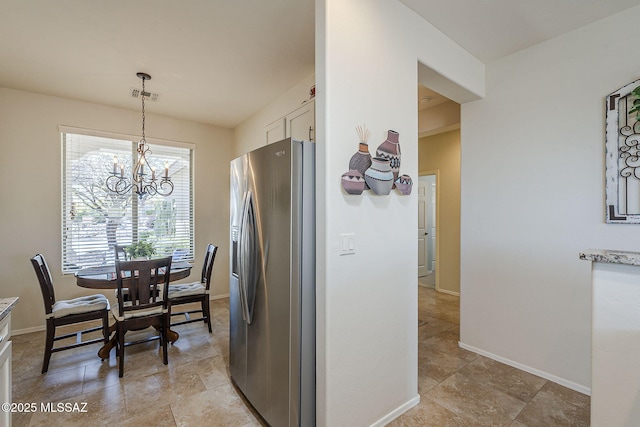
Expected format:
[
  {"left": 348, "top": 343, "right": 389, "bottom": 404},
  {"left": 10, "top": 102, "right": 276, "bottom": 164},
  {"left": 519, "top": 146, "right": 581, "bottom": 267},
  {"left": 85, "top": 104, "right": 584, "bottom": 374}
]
[{"left": 418, "top": 169, "right": 440, "bottom": 292}]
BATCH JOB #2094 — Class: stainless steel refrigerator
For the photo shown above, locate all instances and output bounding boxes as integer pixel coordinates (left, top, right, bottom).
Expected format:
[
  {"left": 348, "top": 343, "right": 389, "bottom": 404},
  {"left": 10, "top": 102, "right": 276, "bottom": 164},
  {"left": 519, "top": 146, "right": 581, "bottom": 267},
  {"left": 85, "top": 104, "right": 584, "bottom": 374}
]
[{"left": 229, "top": 138, "right": 315, "bottom": 427}]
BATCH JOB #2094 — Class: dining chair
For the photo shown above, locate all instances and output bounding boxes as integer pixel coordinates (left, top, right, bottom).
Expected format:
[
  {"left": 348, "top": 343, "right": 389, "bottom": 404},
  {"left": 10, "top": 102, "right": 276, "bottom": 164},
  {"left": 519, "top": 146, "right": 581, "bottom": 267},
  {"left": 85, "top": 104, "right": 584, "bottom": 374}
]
[
  {"left": 31, "top": 254, "right": 110, "bottom": 374},
  {"left": 168, "top": 244, "right": 217, "bottom": 332},
  {"left": 113, "top": 256, "right": 172, "bottom": 377},
  {"left": 114, "top": 244, "right": 128, "bottom": 261}
]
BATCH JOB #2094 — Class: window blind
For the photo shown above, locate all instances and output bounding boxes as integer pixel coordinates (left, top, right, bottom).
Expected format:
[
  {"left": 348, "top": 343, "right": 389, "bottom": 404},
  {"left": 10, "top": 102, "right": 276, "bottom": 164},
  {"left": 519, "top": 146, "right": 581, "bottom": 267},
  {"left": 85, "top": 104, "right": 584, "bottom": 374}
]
[{"left": 62, "top": 132, "right": 194, "bottom": 273}]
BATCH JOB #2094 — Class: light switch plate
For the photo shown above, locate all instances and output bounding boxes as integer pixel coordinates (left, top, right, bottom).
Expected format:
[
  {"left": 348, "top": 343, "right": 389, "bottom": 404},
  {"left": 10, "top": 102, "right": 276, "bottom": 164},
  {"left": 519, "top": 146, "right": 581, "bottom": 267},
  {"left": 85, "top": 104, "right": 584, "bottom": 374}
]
[{"left": 339, "top": 233, "right": 355, "bottom": 255}]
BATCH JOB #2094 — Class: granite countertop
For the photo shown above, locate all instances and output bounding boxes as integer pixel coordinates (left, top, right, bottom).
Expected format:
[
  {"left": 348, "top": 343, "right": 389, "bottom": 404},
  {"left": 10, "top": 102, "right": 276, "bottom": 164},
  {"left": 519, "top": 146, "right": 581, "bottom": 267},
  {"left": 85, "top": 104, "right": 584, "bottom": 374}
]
[
  {"left": 0, "top": 297, "right": 18, "bottom": 323},
  {"left": 579, "top": 249, "right": 640, "bottom": 266}
]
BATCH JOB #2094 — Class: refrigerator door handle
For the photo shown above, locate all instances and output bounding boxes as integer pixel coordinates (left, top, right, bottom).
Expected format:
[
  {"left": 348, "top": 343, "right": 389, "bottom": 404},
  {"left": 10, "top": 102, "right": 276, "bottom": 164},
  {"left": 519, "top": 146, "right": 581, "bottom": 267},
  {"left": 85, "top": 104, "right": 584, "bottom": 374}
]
[{"left": 239, "top": 190, "right": 258, "bottom": 324}]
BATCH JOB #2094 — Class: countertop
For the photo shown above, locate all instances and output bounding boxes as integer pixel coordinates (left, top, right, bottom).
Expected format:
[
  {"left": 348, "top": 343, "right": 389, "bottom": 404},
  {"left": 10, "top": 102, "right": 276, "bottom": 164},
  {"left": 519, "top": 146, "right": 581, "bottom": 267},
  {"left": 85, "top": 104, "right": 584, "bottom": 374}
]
[
  {"left": 0, "top": 297, "right": 18, "bottom": 323},
  {"left": 579, "top": 249, "right": 640, "bottom": 266}
]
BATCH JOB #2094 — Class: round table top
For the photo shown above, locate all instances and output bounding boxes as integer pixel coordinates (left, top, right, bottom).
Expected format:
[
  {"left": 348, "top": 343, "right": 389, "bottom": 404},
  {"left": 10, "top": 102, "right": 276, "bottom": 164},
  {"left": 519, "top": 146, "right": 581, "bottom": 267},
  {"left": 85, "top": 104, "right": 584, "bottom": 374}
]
[{"left": 75, "top": 261, "right": 193, "bottom": 289}]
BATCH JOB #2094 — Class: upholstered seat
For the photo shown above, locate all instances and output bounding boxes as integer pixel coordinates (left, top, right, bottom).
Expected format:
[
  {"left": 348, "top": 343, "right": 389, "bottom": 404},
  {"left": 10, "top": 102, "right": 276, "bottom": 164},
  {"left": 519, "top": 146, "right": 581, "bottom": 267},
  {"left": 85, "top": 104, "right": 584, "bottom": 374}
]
[
  {"left": 168, "top": 244, "right": 217, "bottom": 332},
  {"left": 167, "top": 282, "right": 205, "bottom": 299},
  {"left": 111, "top": 302, "right": 164, "bottom": 321},
  {"left": 51, "top": 294, "right": 109, "bottom": 318},
  {"left": 31, "top": 253, "right": 110, "bottom": 374}
]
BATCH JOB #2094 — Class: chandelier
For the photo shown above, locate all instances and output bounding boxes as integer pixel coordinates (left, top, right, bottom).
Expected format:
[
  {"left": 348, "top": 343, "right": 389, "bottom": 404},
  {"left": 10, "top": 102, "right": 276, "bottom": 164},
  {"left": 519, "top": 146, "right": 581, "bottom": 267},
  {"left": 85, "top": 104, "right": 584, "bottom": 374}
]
[{"left": 106, "top": 72, "right": 174, "bottom": 198}]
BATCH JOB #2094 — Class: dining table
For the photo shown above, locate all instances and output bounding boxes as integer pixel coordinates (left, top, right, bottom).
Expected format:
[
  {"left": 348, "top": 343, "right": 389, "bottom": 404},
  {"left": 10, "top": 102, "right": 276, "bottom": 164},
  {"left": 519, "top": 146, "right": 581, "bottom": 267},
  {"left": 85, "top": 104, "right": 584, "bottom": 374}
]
[{"left": 74, "top": 260, "right": 193, "bottom": 359}]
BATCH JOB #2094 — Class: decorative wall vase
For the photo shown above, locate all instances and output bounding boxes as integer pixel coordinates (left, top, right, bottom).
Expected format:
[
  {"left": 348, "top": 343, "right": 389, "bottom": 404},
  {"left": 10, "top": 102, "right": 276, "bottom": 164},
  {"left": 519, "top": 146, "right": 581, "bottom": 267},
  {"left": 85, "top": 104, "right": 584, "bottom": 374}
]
[
  {"left": 341, "top": 170, "right": 366, "bottom": 195},
  {"left": 395, "top": 174, "right": 413, "bottom": 195},
  {"left": 376, "top": 130, "right": 401, "bottom": 185},
  {"left": 364, "top": 157, "right": 394, "bottom": 195},
  {"left": 349, "top": 143, "right": 372, "bottom": 187}
]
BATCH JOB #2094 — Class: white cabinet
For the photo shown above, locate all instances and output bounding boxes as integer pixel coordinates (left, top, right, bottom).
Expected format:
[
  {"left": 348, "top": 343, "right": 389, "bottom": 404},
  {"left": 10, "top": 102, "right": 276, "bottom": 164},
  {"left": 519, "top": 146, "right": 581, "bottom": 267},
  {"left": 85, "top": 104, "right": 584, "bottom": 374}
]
[
  {"left": 266, "top": 118, "right": 286, "bottom": 145},
  {"left": 0, "top": 313, "right": 12, "bottom": 427},
  {"left": 286, "top": 100, "right": 315, "bottom": 142},
  {"left": 265, "top": 100, "right": 315, "bottom": 145}
]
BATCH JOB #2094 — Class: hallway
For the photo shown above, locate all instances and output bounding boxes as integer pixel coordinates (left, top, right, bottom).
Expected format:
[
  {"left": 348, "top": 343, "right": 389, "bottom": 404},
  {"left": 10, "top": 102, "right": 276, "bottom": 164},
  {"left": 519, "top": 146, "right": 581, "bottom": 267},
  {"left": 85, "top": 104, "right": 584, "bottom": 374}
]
[{"left": 392, "top": 285, "right": 590, "bottom": 426}]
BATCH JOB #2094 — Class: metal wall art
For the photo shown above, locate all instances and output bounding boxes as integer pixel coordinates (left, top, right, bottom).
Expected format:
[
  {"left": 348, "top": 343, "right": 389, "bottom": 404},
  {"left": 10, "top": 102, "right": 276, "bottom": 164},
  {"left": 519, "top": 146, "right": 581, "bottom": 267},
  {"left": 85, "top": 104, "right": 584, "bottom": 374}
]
[
  {"left": 341, "top": 126, "right": 412, "bottom": 196},
  {"left": 606, "top": 79, "right": 640, "bottom": 223}
]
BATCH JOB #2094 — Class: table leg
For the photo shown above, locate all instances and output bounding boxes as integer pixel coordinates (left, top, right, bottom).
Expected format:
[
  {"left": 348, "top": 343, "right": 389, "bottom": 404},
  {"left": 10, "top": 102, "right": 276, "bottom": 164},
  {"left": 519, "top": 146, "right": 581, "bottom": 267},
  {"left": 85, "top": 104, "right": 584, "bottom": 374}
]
[
  {"left": 167, "top": 328, "right": 179, "bottom": 344},
  {"left": 98, "top": 335, "right": 117, "bottom": 360}
]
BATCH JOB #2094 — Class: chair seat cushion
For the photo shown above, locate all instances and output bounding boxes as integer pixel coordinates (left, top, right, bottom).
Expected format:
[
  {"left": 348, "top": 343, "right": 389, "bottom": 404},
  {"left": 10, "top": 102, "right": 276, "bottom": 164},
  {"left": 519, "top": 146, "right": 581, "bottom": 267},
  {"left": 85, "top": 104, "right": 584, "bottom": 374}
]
[
  {"left": 51, "top": 294, "right": 109, "bottom": 318},
  {"left": 168, "top": 282, "right": 206, "bottom": 299},
  {"left": 111, "top": 303, "right": 165, "bottom": 321}
]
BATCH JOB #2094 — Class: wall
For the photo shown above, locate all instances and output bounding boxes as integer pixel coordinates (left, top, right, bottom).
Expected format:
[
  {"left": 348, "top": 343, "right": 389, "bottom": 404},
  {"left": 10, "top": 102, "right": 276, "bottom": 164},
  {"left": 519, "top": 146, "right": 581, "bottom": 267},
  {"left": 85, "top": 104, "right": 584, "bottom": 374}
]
[
  {"left": 0, "top": 87, "right": 233, "bottom": 332},
  {"left": 419, "top": 129, "right": 461, "bottom": 294},
  {"left": 460, "top": 5, "right": 640, "bottom": 393},
  {"left": 316, "top": 0, "right": 484, "bottom": 425},
  {"left": 418, "top": 101, "right": 460, "bottom": 137},
  {"left": 234, "top": 73, "right": 315, "bottom": 157}
]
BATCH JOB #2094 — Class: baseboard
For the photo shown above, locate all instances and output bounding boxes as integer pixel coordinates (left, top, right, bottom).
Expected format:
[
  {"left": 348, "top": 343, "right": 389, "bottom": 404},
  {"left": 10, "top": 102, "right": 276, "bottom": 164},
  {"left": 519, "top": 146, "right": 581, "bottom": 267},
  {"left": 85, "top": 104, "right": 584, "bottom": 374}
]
[
  {"left": 369, "top": 394, "right": 420, "bottom": 427},
  {"left": 436, "top": 288, "right": 460, "bottom": 297},
  {"left": 458, "top": 341, "right": 591, "bottom": 396},
  {"left": 210, "top": 293, "right": 229, "bottom": 301},
  {"left": 13, "top": 325, "right": 45, "bottom": 336}
]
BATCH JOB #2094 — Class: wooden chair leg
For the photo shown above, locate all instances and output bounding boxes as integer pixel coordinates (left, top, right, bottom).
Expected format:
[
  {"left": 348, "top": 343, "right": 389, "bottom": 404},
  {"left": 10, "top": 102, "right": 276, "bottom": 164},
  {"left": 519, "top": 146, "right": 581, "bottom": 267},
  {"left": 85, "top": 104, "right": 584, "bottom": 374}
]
[
  {"left": 203, "top": 298, "right": 212, "bottom": 333},
  {"left": 42, "top": 318, "right": 55, "bottom": 374},
  {"left": 117, "top": 324, "right": 125, "bottom": 378},
  {"left": 101, "top": 311, "right": 110, "bottom": 344},
  {"left": 162, "top": 314, "right": 169, "bottom": 365}
]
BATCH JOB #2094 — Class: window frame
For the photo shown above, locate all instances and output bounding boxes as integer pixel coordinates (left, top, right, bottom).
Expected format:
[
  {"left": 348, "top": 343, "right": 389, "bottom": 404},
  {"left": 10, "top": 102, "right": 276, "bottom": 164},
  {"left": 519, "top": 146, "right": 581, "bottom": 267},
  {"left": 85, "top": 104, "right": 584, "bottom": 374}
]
[{"left": 60, "top": 125, "right": 195, "bottom": 274}]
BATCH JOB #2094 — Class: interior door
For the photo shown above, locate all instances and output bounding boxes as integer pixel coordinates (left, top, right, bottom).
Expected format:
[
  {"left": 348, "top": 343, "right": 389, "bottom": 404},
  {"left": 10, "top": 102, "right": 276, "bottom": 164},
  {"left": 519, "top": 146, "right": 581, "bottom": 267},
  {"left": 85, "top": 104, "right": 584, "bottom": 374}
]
[{"left": 418, "top": 180, "right": 428, "bottom": 277}]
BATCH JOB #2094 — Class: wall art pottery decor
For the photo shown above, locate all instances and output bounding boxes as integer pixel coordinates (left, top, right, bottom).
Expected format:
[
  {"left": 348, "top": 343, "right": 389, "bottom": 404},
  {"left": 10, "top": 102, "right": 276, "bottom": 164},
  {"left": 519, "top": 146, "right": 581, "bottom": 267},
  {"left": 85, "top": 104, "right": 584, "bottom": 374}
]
[
  {"left": 395, "top": 174, "right": 413, "bottom": 195},
  {"left": 376, "top": 130, "right": 401, "bottom": 185},
  {"left": 349, "top": 126, "right": 373, "bottom": 188},
  {"left": 364, "top": 157, "right": 394, "bottom": 195},
  {"left": 605, "top": 78, "right": 640, "bottom": 223},
  {"left": 341, "top": 170, "right": 366, "bottom": 195}
]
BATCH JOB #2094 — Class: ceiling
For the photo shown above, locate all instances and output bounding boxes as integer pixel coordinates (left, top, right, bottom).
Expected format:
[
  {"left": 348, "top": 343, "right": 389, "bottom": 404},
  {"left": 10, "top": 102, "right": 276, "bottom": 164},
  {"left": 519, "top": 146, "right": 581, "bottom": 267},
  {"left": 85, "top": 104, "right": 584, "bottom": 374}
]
[
  {"left": 1, "top": 1, "right": 638, "bottom": 128},
  {"left": 400, "top": 0, "right": 640, "bottom": 63}
]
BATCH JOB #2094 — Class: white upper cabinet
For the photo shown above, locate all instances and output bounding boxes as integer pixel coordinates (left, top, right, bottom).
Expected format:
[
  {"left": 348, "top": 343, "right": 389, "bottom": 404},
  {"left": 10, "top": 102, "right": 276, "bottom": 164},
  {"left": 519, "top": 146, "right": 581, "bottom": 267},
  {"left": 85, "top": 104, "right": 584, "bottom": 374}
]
[{"left": 266, "top": 99, "right": 315, "bottom": 145}]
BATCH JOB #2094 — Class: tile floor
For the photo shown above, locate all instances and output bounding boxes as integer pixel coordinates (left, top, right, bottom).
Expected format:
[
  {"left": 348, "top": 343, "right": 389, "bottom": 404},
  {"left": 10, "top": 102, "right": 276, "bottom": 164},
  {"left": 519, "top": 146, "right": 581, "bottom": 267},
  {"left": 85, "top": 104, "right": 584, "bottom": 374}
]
[{"left": 11, "top": 289, "right": 590, "bottom": 426}]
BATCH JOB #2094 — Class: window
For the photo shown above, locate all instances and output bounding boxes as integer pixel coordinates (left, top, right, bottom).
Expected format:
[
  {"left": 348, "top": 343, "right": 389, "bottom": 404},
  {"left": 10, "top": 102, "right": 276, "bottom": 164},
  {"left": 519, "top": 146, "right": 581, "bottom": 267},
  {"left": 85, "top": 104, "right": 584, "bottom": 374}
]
[{"left": 61, "top": 129, "right": 194, "bottom": 273}]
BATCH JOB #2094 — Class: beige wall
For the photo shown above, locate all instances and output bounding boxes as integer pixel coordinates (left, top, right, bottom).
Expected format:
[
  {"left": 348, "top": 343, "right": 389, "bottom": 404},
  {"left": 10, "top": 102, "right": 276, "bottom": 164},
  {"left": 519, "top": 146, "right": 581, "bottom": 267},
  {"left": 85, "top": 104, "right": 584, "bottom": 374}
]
[
  {"left": 418, "top": 129, "right": 460, "bottom": 294},
  {"left": 0, "top": 87, "right": 233, "bottom": 332}
]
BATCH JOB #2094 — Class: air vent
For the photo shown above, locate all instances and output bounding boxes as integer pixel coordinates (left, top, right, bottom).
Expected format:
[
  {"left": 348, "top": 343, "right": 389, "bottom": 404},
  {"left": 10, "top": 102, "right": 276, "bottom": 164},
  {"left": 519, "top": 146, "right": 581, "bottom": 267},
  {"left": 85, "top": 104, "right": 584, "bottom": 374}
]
[{"left": 130, "top": 88, "right": 160, "bottom": 102}]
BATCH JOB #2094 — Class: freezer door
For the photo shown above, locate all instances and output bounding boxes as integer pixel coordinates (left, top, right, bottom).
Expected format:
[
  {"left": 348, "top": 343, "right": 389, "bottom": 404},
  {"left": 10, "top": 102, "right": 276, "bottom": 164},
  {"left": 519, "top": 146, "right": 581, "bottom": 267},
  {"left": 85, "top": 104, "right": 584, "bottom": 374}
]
[{"left": 229, "top": 157, "right": 247, "bottom": 392}]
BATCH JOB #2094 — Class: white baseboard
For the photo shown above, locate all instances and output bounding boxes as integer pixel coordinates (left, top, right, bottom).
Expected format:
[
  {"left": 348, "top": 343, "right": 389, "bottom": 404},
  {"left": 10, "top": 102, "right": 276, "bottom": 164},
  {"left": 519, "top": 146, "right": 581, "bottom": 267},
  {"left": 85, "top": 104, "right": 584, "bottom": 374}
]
[
  {"left": 369, "top": 394, "right": 420, "bottom": 427},
  {"left": 458, "top": 341, "right": 591, "bottom": 396},
  {"left": 436, "top": 288, "right": 460, "bottom": 297},
  {"left": 14, "top": 325, "right": 45, "bottom": 336}
]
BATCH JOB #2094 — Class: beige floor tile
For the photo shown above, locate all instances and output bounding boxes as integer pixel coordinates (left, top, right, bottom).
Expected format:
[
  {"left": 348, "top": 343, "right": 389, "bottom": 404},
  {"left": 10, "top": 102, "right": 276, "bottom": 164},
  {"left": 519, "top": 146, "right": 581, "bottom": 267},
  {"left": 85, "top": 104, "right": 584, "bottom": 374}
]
[
  {"left": 170, "top": 382, "right": 260, "bottom": 427},
  {"left": 425, "top": 373, "right": 527, "bottom": 426},
  {"left": 388, "top": 398, "right": 474, "bottom": 427},
  {"left": 514, "top": 381, "right": 590, "bottom": 427},
  {"left": 458, "top": 356, "right": 547, "bottom": 402}
]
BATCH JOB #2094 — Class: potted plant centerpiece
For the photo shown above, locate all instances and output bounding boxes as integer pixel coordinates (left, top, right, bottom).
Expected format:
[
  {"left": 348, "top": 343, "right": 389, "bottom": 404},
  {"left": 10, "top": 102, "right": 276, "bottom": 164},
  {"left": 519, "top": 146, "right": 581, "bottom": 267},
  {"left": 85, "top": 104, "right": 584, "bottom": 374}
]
[{"left": 125, "top": 240, "right": 156, "bottom": 260}]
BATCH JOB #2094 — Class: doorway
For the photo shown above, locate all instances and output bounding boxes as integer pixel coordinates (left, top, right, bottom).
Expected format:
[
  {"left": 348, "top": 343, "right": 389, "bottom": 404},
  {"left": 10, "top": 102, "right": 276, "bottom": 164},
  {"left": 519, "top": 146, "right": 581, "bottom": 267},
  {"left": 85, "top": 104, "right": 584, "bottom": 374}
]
[{"left": 418, "top": 174, "right": 437, "bottom": 288}]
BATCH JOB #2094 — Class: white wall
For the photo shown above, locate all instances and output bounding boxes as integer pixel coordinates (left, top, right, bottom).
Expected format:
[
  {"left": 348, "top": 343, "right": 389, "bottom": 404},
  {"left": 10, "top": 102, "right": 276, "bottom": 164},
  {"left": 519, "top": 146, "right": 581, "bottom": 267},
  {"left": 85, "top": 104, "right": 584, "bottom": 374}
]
[
  {"left": 0, "top": 87, "right": 233, "bottom": 332},
  {"left": 460, "top": 5, "right": 640, "bottom": 393},
  {"left": 316, "top": 0, "right": 484, "bottom": 425},
  {"left": 233, "top": 73, "right": 315, "bottom": 157}
]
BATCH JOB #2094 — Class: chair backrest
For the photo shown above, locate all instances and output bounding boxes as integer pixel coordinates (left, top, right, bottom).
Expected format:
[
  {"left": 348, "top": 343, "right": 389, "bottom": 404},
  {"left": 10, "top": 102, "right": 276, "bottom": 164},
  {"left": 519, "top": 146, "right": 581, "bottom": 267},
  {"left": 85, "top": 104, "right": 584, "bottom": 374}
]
[
  {"left": 200, "top": 244, "right": 218, "bottom": 291},
  {"left": 115, "top": 257, "right": 172, "bottom": 318},
  {"left": 114, "top": 244, "right": 128, "bottom": 261},
  {"left": 30, "top": 254, "right": 55, "bottom": 315}
]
